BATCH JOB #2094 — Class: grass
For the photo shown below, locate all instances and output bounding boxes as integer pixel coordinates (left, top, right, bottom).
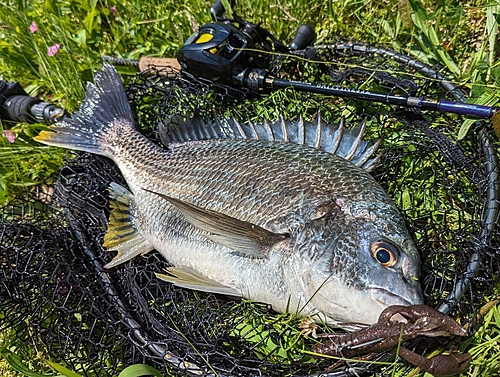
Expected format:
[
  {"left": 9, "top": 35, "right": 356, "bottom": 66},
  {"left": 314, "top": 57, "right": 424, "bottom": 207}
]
[
  {"left": 1, "top": 0, "right": 499, "bottom": 376},
  {"left": 462, "top": 296, "right": 500, "bottom": 377}
]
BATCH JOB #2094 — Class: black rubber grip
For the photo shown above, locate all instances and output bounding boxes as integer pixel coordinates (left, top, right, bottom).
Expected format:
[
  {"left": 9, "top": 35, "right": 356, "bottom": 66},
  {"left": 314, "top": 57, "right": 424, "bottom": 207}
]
[
  {"left": 289, "top": 24, "right": 316, "bottom": 50},
  {"left": 2, "top": 95, "right": 41, "bottom": 123}
]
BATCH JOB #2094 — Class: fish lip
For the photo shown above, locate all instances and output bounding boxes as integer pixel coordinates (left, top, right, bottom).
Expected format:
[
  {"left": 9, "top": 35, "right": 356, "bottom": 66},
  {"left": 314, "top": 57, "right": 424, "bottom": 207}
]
[{"left": 370, "top": 288, "right": 413, "bottom": 308}]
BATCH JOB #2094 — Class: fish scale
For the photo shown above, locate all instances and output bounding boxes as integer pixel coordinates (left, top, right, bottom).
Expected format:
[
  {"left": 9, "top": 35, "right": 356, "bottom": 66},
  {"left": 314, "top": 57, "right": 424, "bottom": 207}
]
[
  {"left": 34, "top": 63, "right": 423, "bottom": 326},
  {"left": 133, "top": 140, "right": 378, "bottom": 226}
]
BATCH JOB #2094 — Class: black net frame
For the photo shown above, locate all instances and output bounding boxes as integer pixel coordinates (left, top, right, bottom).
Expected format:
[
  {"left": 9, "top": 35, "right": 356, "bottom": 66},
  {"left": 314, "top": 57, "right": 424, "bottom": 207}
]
[{"left": 1, "top": 40, "right": 499, "bottom": 376}]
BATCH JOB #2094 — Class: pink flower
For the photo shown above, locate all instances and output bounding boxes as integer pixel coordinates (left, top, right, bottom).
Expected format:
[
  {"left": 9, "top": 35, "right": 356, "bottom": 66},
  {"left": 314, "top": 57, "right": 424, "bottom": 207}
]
[
  {"left": 2, "top": 130, "right": 15, "bottom": 143},
  {"left": 30, "top": 21, "right": 38, "bottom": 33},
  {"left": 110, "top": 6, "right": 117, "bottom": 17},
  {"left": 47, "top": 43, "right": 61, "bottom": 57}
]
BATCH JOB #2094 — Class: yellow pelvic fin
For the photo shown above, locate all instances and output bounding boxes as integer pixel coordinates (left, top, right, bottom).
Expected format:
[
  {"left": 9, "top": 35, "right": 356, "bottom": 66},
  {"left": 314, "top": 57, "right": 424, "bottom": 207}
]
[{"left": 103, "top": 182, "right": 154, "bottom": 268}]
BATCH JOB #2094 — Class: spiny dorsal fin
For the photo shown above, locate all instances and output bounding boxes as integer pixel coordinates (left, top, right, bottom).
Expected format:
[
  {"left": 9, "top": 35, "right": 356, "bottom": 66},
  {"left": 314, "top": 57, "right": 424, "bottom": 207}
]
[
  {"left": 143, "top": 189, "right": 288, "bottom": 258},
  {"left": 160, "top": 114, "right": 226, "bottom": 145},
  {"left": 314, "top": 112, "right": 322, "bottom": 150},
  {"left": 159, "top": 113, "right": 381, "bottom": 171}
]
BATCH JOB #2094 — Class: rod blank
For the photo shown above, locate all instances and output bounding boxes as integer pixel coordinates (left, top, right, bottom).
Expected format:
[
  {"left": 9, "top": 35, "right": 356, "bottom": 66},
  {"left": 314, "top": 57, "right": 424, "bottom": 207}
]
[{"left": 235, "top": 68, "right": 499, "bottom": 119}]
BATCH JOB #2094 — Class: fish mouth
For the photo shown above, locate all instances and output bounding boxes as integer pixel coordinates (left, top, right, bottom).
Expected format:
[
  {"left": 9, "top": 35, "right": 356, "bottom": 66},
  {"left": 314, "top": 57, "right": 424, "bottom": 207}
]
[{"left": 370, "top": 288, "right": 413, "bottom": 309}]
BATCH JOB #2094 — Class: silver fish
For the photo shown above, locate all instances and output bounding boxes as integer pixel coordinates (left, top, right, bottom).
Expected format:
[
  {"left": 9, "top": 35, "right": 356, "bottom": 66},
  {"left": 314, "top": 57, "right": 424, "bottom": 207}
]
[{"left": 34, "top": 63, "right": 423, "bottom": 326}]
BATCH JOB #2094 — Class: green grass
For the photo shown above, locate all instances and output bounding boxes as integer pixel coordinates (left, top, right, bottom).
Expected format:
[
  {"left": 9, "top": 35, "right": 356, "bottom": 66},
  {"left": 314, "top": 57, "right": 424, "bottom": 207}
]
[
  {"left": 462, "top": 297, "right": 500, "bottom": 377},
  {"left": 1, "top": 0, "right": 500, "bottom": 376}
]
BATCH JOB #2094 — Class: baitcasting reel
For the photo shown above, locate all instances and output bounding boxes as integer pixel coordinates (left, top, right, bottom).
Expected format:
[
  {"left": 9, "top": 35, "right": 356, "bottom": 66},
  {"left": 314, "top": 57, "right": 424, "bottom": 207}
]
[{"left": 177, "top": 0, "right": 316, "bottom": 84}]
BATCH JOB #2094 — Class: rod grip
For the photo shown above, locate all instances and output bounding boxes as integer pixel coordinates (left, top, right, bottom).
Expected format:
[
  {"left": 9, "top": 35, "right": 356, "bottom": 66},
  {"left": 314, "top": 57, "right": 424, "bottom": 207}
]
[
  {"left": 2, "top": 95, "right": 41, "bottom": 123},
  {"left": 138, "top": 57, "right": 181, "bottom": 73}
]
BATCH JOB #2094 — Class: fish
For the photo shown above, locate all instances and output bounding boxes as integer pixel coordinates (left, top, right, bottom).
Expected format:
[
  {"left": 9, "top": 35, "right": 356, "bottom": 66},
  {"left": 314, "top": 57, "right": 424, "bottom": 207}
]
[{"left": 34, "top": 63, "right": 423, "bottom": 326}]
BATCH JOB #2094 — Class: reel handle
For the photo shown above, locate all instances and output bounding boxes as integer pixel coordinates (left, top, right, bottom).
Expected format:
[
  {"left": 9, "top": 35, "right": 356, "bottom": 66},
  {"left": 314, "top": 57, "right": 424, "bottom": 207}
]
[{"left": 210, "top": 0, "right": 225, "bottom": 17}]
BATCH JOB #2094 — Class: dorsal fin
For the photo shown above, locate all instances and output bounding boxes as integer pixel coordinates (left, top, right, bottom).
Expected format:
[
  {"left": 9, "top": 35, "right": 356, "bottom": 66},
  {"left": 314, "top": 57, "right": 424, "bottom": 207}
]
[
  {"left": 160, "top": 114, "right": 226, "bottom": 144},
  {"left": 159, "top": 113, "right": 382, "bottom": 171}
]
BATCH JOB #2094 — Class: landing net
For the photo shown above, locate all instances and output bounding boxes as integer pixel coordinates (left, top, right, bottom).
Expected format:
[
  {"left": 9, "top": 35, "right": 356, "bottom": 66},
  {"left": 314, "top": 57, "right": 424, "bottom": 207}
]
[{"left": 1, "top": 40, "right": 498, "bottom": 376}]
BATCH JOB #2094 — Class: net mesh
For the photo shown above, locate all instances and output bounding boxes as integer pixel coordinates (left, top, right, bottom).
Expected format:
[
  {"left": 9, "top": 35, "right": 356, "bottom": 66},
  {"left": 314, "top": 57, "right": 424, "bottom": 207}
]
[{"left": 1, "top": 40, "right": 499, "bottom": 376}]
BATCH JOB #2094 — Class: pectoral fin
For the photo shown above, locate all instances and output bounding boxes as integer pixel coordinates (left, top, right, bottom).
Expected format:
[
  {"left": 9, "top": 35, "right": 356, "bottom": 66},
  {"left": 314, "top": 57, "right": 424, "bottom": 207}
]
[
  {"left": 156, "top": 266, "right": 242, "bottom": 296},
  {"left": 143, "top": 189, "right": 288, "bottom": 258},
  {"left": 103, "top": 183, "right": 154, "bottom": 268}
]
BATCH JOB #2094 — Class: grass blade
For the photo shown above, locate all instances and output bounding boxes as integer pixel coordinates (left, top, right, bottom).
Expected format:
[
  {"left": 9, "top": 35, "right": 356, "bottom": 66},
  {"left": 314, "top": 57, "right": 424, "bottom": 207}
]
[
  {"left": 409, "top": 0, "right": 460, "bottom": 75},
  {"left": 118, "top": 364, "right": 164, "bottom": 377},
  {"left": 44, "top": 360, "right": 82, "bottom": 377},
  {"left": 0, "top": 348, "right": 52, "bottom": 377}
]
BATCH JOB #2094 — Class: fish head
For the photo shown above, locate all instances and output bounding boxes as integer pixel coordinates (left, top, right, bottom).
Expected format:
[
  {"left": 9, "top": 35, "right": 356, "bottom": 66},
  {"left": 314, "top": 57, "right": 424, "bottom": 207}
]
[{"left": 294, "top": 198, "right": 423, "bottom": 326}]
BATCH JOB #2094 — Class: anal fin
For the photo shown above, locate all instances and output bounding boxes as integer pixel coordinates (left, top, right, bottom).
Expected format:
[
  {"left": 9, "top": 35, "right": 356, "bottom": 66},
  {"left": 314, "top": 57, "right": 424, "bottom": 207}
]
[
  {"left": 103, "top": 182, "right": 154, "bottom": 268},
  {"left": 156, "top": 266, "right": 242, "bottom": 296}
]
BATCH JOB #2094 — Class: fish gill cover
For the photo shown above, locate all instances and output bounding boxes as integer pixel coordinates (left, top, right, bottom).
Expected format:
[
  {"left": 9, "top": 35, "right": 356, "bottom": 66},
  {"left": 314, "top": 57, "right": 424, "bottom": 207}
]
[{"left": 1, "top": 41, "right": 499, "bottom": 376}]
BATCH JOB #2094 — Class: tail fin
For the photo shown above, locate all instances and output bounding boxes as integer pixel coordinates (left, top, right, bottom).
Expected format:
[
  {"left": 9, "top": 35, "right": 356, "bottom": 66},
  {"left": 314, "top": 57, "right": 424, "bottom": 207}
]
[{"left": 34, "top": 63, "right": 134, "bottom": 158}]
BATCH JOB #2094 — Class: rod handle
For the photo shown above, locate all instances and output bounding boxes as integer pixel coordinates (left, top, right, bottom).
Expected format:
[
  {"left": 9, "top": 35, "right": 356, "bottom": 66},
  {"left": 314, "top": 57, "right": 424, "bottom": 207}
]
[{"left": 138, "top": 57, "right": 181, "bottom": 73}]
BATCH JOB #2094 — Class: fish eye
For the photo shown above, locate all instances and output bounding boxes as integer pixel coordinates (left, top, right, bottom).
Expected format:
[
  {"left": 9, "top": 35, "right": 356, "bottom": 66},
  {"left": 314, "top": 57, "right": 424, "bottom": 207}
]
[{"left": 371, "top": 241, "right": 399, "bottom": 267}]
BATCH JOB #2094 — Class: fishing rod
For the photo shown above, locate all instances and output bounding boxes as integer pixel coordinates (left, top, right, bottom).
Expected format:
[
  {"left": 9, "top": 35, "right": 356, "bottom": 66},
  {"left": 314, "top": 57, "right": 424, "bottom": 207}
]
[
  {"left": 173, "top": 3, "right": 500, "bottom": 119},
  {"left": 232, "top": 67, "right": 498, "bottom": 118},
  {"left": 107, "top": 16, "right": 500, "bottom": 119},
  {"left": 1, "top": 59, "right": 496, "bottom": 126}
]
